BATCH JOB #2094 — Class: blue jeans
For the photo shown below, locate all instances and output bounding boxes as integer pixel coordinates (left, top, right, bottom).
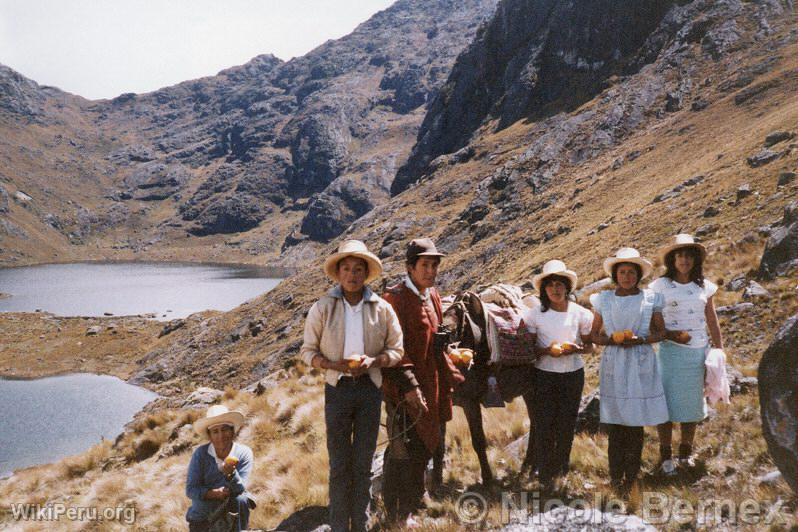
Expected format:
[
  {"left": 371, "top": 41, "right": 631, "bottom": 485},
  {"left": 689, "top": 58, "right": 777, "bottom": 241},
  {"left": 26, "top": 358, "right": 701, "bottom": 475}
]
[
  {"left": 325, "top": 376, "right": 382, "bottom": 532},
  {"left": 187, "top": 493, "right": 250, "bottom": 531}
]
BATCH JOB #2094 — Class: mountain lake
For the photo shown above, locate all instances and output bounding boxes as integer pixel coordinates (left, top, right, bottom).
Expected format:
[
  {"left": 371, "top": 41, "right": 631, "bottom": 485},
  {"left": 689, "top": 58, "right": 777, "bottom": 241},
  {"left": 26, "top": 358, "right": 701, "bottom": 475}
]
[{"left": 0, "top": 261, "right": 284, "bottom": 320}]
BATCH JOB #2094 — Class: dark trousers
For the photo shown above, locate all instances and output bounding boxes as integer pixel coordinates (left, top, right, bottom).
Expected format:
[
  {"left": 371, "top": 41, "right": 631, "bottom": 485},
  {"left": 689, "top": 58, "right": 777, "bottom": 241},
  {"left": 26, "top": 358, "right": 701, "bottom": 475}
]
[
  {"left": 382, "top": 401, "right": 441, "bottom": 522},
  {"left": 532, "top": 367, "right": 584, "bottom": 482},
  {"left": 187, "top": 494, "right": 250, "bottom": 532},
  {"left": 325, "top": 377, "right": 382, "bottom": 532},
  {"left": 606, "top": 424, "right": 645, "bottom": 485}
]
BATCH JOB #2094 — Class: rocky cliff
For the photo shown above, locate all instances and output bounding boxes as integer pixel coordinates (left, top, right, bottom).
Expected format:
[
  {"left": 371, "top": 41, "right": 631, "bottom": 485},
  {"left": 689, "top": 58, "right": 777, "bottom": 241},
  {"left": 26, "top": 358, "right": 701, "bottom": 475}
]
[{"left": 394, "top": 0, "right": 782, "bottom": 193}]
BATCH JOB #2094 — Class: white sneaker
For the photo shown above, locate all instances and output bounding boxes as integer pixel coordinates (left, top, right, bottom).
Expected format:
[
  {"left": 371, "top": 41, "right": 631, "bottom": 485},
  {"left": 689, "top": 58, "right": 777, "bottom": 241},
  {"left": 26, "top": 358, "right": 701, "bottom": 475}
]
[
  {"left": 678, "top": 455, "right": 696, "bottom": 468},
  {"left": 660, "top": 459, "right": 677, "bottom": 476}
]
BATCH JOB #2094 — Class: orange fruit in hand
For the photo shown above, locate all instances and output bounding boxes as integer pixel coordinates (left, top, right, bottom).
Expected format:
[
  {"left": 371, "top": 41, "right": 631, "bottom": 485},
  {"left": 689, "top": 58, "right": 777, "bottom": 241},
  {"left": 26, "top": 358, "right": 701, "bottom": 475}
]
[
  {"left": 347, "top": 356, "right": 364, "bottom": 369},
  {"left": 561, "top": 342, "right": 579, "bottom": 353},
  {"left": 459, "top": 350, "right": 474, "bottom": 364},
  {"left": 448, "top": 351, "right": 462, "bottom": 364},
  {"left": 550, "top": 343, "right": 564, "bottom": 357},
  {"left": 611, "top": 331, "right": 626, "bottom": 344},
  {"left": 224, "top": 456, "right": 239, "bottom": 466},
  {"left": 623, "top": 330, "right": 635, "bottom": 341}
]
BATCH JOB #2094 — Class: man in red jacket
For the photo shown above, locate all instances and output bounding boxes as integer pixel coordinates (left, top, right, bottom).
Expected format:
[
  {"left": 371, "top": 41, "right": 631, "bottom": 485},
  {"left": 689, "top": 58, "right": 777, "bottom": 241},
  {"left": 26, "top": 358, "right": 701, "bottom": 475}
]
[{"left": 382, "top": 238, "right": 461, "bottom": 527}]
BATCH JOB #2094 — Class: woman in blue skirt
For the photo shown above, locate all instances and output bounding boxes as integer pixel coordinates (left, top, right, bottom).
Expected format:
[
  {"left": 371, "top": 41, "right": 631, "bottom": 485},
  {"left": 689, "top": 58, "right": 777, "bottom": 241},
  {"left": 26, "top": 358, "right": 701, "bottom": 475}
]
[
  {"left": 649, "top": 234, "right": 724, "bottom": 475},
  {"left": 590, "top": 248, "right": 669, "bottom": 493}
]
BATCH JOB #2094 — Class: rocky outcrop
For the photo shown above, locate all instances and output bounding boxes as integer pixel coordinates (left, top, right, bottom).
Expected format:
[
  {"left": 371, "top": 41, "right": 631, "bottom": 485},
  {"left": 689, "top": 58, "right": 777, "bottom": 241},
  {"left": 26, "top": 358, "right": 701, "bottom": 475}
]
[
  {"left": 0, "top": 185, "right": 8, "bottom": 214},
  {"left": 299, "top": 179, "right": 375, "bottom": 241},
  {"left": 187, "top": 194, "right": 274, "bottom": 236},
  {"left": 0, "top": 65, "right": 47, "bottom": 119},
  {"left": 759, "top": 201, "right": 798, "bottom": 279},
  {"left": 124, "top": 162, "right": 191, "bottom": 201},
  {"left": 759, "top": 314, "right": 798, "bottom": 494},
  {"left": 393, "top": 0, "right": 681, "bottom": 193}
]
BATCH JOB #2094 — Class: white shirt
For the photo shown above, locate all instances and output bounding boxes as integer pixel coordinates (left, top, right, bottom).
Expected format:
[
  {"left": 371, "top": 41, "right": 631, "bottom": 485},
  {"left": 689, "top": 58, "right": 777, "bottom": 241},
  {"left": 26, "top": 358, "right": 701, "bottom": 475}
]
[
  {"left": 207, "top": 440, "right": 240, "bottom": 471},
  {"left": 342, "top": 298, "right": 365, "bottom": 360},
  {"left": 522, "top": 302, "right": 594, "bottom": 373},
  {"left": 405, "top": 275, "right": 430, "bottom": 302},
  {"left": 649, "top": 277, "right": 717, "bottom": 348}
]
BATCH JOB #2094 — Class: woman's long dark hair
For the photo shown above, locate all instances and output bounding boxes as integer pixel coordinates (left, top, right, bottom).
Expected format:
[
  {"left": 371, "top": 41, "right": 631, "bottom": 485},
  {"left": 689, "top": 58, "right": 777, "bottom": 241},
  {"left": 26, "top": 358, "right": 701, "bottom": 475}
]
[
  {"left": 664, "top": 246, "right": 705, "bottom": 287},
  {"left": 540, "top": 274, "right": 572, "bottom": 312}
]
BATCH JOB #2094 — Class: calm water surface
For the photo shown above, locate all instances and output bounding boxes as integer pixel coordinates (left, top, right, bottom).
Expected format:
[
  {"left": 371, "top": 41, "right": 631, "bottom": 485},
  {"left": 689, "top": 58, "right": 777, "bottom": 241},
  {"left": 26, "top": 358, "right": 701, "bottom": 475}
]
[
  {"left": 0, "top": 373, "right": 158, "bottom": 478},
  {"left": 0, "top": 262, "right": 282, "bottom": 319}
]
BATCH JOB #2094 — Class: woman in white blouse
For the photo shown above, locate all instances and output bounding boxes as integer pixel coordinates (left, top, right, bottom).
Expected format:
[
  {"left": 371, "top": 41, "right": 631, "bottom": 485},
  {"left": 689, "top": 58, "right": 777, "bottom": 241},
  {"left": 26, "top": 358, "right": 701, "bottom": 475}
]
[
  {"left": 649, "top": 234, "right": 724, "bottom": 476},
  {"left": 521, "top": 260, "right": 593, "bottom": 488}
]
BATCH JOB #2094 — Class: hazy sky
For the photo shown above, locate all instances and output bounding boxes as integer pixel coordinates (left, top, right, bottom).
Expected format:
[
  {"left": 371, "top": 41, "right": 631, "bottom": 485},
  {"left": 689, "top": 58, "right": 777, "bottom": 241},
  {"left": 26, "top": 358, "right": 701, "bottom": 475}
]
[{"left": 0, "top": 0, "right": 395, "bottom": 100}]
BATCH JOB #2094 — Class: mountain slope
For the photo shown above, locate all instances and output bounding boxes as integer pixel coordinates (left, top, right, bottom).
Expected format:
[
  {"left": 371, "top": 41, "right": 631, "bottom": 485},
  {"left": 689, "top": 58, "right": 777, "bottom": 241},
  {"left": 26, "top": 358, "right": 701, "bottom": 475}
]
[{"left": 0, "top": 0, "right": 498, "bottom": 267}]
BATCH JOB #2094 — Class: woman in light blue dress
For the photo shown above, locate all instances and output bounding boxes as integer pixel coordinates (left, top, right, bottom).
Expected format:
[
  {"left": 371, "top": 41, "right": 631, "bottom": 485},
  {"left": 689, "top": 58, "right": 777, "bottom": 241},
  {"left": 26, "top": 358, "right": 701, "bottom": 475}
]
[
  {"left": 650, "top": 234, "right": 724, "bottom": 475},
  {"left": 590, "top": 248, "right": 669, "bottom": 492}
]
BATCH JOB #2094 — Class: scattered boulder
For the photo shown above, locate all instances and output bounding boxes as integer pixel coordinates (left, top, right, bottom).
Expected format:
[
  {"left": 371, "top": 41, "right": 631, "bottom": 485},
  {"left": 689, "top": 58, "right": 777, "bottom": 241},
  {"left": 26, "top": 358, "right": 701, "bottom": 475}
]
[
  {"left": 651, "top": 176, "right": 705, "bottom": 204},
  {"left": 778, "top": 172, "right": 796, "bottom": 187},
  {"left": 14, "top": 191, "right": 32, "bottom": 203},
  {"left": 727, "top": 366, "right": 758, "bottom": 396},
  {"left": 747, "top": 149, "right": 780, "bottom": 167},
  {"left": 274, "top": 506, "right": 329, "bottom": 532},
  {"left": 248, "top": 319, "right": 265, "bottom": 337},
  {"left": 85, "top": 326, "right": 101, "bottom": 336},
  {"left": 158, "top": 319, "right": 186, "bottom": 338},
  {"left": 703, "top": 206, "right": 720, "bottom": 217},
  {"left": 743, "top": 280, "right": 770, "bottom": 299},
  {"left": 759, "top": 314, "right": 798, "bottom": 494},
  {"left": 665, "top": 91, "right": 683, "bottom": 112},
  {"left": 759, "top": 201, "right": 798, "bottom": 279},
  {"left": 183, "top": 387, "right": 223, "bottom": 408},
  {"left": 575, "top": 390, "right": 601, "bottom": 434},
  {"left": 736, "top": 183, "right": 753, "bottom": 201},
  {"left": 716, "top": 302, "right": 755, "bottom": 316},
  {"left": 0, "top": 186, "right": 8, "bottom": 214},
  {"left": 157, "top": 424, "right": 196, "bottom": 460},
  {"left": 725, "top": 274, "right": 748, "bottom": 292},
  {"left": 695, "top": 224, "right": 717, "bottom": 237},
  {"left": 764, "top": 131, "right": 794, "bottom": 147}
]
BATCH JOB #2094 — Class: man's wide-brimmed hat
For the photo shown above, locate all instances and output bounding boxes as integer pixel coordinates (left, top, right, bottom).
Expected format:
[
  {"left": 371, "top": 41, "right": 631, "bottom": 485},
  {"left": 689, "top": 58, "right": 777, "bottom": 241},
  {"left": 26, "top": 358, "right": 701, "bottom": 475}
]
[
  {"left": 194, "top": 405, "right": 245, "bottom": 439},
  {"left": 406, "top": 238, "right": 446, "bottom": 262},
  {"left": 657, "top": 233, "right": 707, "bottom": 264},
  {"left": 532, "top": 260, "right": 578, "bottom": 293},
  {"left": 323, "top": 239, "right": 383, "bottom": 284},
  {"left": 603, "top": 247, "right": 653, "bottom": 279}
]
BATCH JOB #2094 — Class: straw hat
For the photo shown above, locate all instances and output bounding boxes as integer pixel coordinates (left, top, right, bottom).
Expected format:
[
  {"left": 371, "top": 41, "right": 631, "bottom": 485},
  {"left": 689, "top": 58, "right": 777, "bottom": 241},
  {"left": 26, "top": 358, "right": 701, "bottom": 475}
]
[
  {"left": 603, "top": 248, "right": 653, "bottom": 279},
  {"left": 532, "top": 260, "right": 578, "bottom": 292},
  {"left": 323, "top": 240, "right": 383, "bottom": 284},
  {"left": 657, "top": 233, "right": 707, "bottom": 264},
  {"left": 194, "top": 405, "right": 245, "bottom": 439}
]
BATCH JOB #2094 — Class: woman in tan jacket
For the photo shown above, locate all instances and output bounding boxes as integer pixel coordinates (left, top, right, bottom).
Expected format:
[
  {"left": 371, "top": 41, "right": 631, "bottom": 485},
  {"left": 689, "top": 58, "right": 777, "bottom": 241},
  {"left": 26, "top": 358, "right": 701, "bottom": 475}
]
[{"left": 300, "top": 240, "right": 403, "bottom": 532}]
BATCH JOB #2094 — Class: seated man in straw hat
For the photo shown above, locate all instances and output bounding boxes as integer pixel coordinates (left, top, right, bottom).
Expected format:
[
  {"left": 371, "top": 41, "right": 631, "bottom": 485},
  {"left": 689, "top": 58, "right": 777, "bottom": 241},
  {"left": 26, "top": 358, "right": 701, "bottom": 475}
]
[
  {"left": 300, "top": 239, "right": 404, "bottom": 532},
  {"left": 186, "top": 405, "right": 254, "bottom": 531}
]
